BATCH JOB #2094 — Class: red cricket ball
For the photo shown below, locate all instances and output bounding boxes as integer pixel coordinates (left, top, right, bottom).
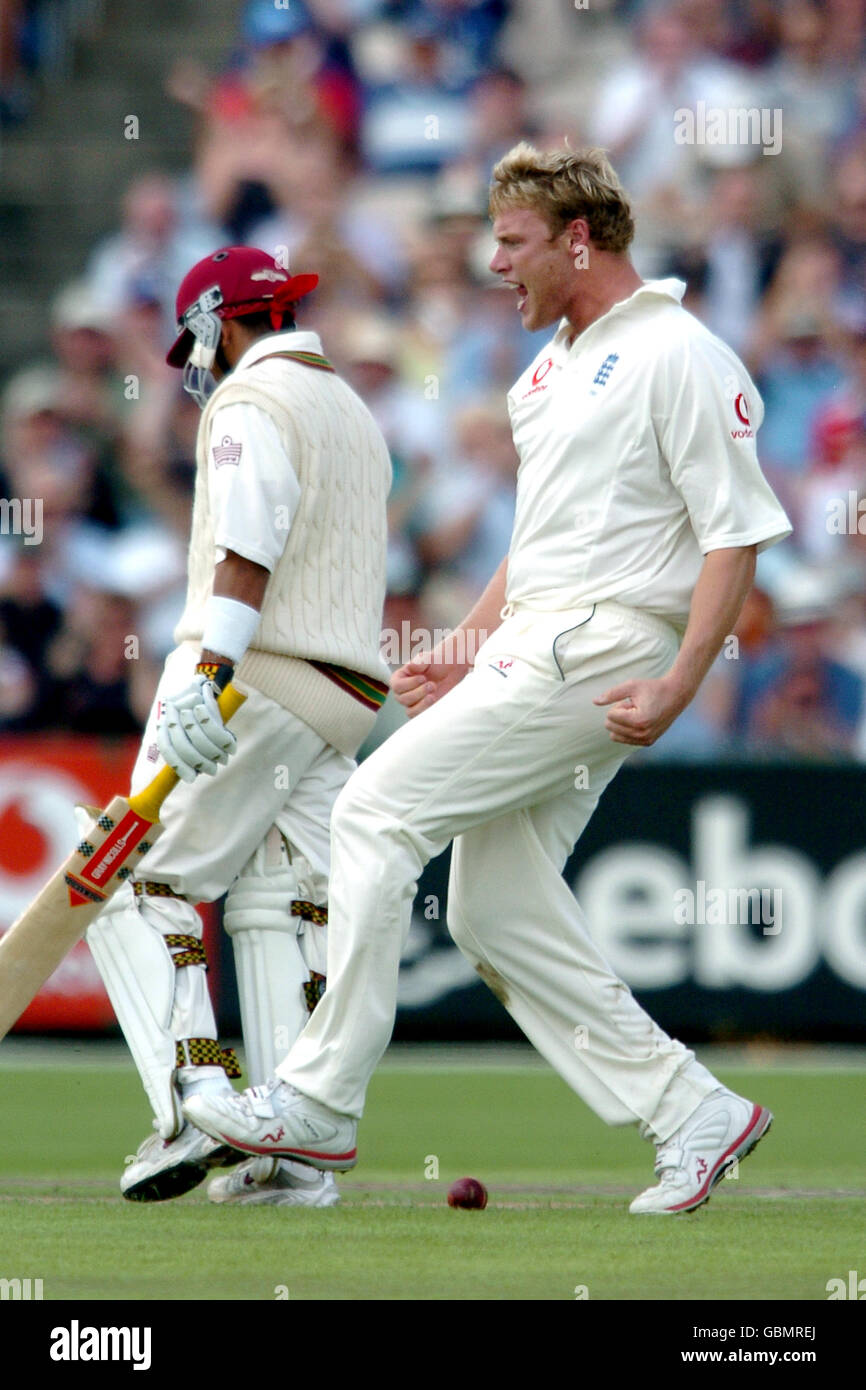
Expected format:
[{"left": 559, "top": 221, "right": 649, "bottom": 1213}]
[{"left": 447, "top": 1176, "right": 488, "bottom": 1210}]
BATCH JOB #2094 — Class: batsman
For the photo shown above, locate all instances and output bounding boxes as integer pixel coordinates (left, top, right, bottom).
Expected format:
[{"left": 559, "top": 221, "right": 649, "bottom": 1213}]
[{"left": 84, "top": 246, "right": 391, "bottom": 1207}]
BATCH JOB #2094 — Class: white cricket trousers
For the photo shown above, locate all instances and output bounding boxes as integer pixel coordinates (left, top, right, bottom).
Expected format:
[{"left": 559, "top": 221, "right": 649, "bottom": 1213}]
[{"left": 279, "top": 602, "right": 721, "bottom": 1143}]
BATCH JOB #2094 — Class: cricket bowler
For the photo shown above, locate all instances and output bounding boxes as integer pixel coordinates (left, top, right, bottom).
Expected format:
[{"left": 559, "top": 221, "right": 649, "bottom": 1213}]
[
  {"left": 185, "top": 146, "right": 792, "bottom": 1214},
  {"left": 85, "top": 245, "right": 392, "bottom": 1206}
]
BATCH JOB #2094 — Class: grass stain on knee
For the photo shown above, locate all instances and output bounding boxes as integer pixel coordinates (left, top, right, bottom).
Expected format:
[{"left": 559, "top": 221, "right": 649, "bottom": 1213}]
[{"left": 476, "top": 961, "right": 510, "bottom": 1007}]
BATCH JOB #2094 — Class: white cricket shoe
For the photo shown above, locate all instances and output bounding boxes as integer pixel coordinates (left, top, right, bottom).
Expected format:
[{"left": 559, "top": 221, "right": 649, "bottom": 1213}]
[
  {"left": 184, "top": 1077, "right": 358, "bottom": 1171},
  {"left": 629, "top": 1088, "right": 773, "bottom": 1215},
  {"left": 121, "top": 1122, "right": 239, "bottom": 1202},
  {"left": 207, "top": 1156, "right": 341, "bottom": 1207}
]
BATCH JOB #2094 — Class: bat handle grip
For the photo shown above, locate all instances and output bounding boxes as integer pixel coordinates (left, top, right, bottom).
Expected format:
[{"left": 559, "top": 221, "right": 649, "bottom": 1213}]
[{"left": 126, "top": 681, "right": 247, "bottom": 823}]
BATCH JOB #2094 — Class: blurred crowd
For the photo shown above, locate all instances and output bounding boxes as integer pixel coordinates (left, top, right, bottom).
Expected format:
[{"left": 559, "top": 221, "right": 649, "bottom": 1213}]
[
  {"left": 0, "top": 0, "right": 100, "bottom": 127},
  {"left": 2, "top": 0, "right": 866, "bottom": 760}
]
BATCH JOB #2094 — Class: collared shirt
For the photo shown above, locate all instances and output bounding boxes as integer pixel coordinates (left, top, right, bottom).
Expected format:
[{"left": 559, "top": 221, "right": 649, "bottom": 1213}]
[
  {"left": 504, "top": 279, "right": 792, "bottom": 625},
  {"left": 207, "top": 329, "right": 319, "bottom": 571}
]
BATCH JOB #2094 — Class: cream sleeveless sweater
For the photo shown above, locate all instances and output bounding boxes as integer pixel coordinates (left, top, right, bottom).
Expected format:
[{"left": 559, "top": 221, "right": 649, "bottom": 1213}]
[{"left": 174, "top": 340, "right": 392, "bottom": 755}]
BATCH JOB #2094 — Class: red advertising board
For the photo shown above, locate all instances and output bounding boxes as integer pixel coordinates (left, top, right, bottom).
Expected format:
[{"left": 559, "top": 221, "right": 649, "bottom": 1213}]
[{"left": 0, "top": 736, "right": 219, "bottom": 1031}]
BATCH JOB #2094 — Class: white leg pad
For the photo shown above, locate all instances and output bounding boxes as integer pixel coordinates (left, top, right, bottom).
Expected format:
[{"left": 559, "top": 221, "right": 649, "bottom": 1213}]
[
  {"left": 225, "top": 829, "right": 322, "bottom": 1086},
  {"left": 86, "top": 886, "right": 184, "bottom": 1138},
  {"left": 85, "top": 868, "right": 220, "bottom": 1138}
]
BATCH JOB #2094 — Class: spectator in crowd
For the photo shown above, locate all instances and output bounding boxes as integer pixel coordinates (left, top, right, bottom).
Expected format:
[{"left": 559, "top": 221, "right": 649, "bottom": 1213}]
[
  {"left": 171, "top": 0, "right": 362, "bottom": 242},
  {"left": 830, "top": 135, "right": 866, "bottom": 302},
  {"left": 0, "top": 544, "right": 60, "bottom": 731},
  {"left": 675, "top": 0, "right": 780, "bottom": 69},
  {"left": 414, "top": 394, "right": 518, "bottom": 630},
  {"left": 0, "top": 357, "right": 188, "bottom": 680},
  {"left": 463, "top": 65, "right": 534, "bottom": 178},
  {"left": 764, "top": 0, "right": 858, "bottom": 201},
  {"left": 754, "top": 310, "right": 846, "bottom": 479},
  {"left": 42, "top": 588, "right": 156, "bottom": 734},
  {"left": 590, "top": 1, "right": 753, "bottom": 220},
  {"left": 0, "top": 614, "right": 37, "bottom": 727},
  {"left": 748, "top": 232, "right": 848, "bottom": 478},
  {"left": 358, "top": 13, "right": 476, "bottom": 175},
  {"left": 0, "top": 379, "right": 112, "bottom": 607},
  {"left": 733, "top": 570, "right": 865, "bottom": 758},
  {"left": 246, "top": 124, "right": 407, "bottom": 303},
  {"left": 795, "top": 297, "right": 866, "bottom": 567},
  {"left": 86, "top": 173, "right": 221, "bottom": 343},
  {"left": 0, "top": 544, "right": 61, "bottom": 680},
  {"left": 664, "top": 162, "right": 783, "bottom": 356},
  {"left": 49, "top": 281, "right": 121, "bottom": 451},
  {"left": 812, "top": 298, "right": 866, "bottom": 473},
  {"left": 402, "top": 0, "right": 510, "bottom": 80}
]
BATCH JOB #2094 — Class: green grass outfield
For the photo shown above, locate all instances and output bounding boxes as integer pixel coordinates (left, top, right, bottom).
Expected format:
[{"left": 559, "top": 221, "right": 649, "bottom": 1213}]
[{"left": 1, "top": 1043, "right": 864, "bottom": 1301}]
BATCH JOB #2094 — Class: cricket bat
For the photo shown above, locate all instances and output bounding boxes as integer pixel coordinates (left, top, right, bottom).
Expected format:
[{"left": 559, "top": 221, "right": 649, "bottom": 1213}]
[{"left": 0, "top": 682, "right": 246, "bottom": 1041}]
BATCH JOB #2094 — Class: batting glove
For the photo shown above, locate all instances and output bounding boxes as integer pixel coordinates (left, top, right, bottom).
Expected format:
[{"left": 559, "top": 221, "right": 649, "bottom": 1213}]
[{"left": 157, "top": 672, "right": 237, "bottom": 784}]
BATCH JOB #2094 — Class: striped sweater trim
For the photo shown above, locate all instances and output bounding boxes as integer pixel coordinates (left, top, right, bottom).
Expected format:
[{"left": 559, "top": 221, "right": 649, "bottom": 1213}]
[
  {"left": 256, "top": 349, "right": 335, "bottom": 373},
  {"left": 309, "top": 660, "right": 389, "bottom": 711}
]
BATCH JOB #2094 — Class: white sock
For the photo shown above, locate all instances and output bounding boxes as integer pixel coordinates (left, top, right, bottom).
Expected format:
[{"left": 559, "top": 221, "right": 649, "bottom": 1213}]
[{"left": 177, "top": 1065, "right": 234, "bottom": 1100}]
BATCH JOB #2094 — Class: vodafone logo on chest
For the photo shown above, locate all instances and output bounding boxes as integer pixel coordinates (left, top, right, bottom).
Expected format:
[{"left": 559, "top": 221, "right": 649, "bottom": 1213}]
[
  {"left": 521, "top": 357, "right": 554, "bottom": 399},
  {"left": 731, "top": 392, "right": 754, "bottom": 439}
]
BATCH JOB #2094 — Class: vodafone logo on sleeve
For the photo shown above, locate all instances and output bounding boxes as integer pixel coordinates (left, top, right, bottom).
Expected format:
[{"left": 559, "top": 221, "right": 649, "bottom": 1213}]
[
  {"left": 521, "top": 357, "right": 554, "bottom": 399},
  {"left": 731, "top": 392, "right": 754, "bottom": 439}
]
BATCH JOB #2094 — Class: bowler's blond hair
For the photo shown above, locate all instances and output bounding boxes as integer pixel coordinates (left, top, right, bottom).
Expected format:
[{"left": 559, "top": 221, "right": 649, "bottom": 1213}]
[{"left": 489, "top": 142, "right": 634, "bottom": 252}]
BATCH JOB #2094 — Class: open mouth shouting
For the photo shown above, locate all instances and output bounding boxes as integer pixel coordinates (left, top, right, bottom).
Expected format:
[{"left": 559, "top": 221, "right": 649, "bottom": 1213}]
[{"left": 504, "top": 280, "right": 528, "bottom": 313}]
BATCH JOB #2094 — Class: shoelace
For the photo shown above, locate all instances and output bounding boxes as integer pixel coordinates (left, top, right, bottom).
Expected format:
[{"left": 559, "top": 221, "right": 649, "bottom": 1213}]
[{"left": 234, "top": 1079, "right": 288, "bottom": 1120}]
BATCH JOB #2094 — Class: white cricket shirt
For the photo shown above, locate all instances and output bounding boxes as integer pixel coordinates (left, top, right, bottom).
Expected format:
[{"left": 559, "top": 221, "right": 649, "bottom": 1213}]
[
  {"left": 505, "top": 279, "right": 791, "bottom": 627},
  {"left": 207, "top": 329, "right": 307, "bottom": 572}
]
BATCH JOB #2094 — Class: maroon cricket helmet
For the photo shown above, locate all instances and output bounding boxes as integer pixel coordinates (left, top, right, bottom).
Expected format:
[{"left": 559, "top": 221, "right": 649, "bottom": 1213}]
[{"left": 166, "top": 246, "right": 319, "bottom": 368}]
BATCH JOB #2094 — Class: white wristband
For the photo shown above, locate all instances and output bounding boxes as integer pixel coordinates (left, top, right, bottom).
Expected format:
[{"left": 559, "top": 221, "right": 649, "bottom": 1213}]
[{"left": 201, "top": 595, "right": 260, "bottom": 664}]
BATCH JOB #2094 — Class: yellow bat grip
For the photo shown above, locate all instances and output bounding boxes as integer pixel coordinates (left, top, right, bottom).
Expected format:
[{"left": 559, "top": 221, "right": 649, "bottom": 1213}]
[{"left": 127, "top": 681, "right": 247, "bottom": 823}]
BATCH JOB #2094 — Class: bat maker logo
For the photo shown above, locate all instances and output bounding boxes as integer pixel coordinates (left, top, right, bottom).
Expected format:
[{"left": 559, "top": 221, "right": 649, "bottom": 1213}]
[{"left": 79, "top": 811, "right": 151, "bottom": 887}]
